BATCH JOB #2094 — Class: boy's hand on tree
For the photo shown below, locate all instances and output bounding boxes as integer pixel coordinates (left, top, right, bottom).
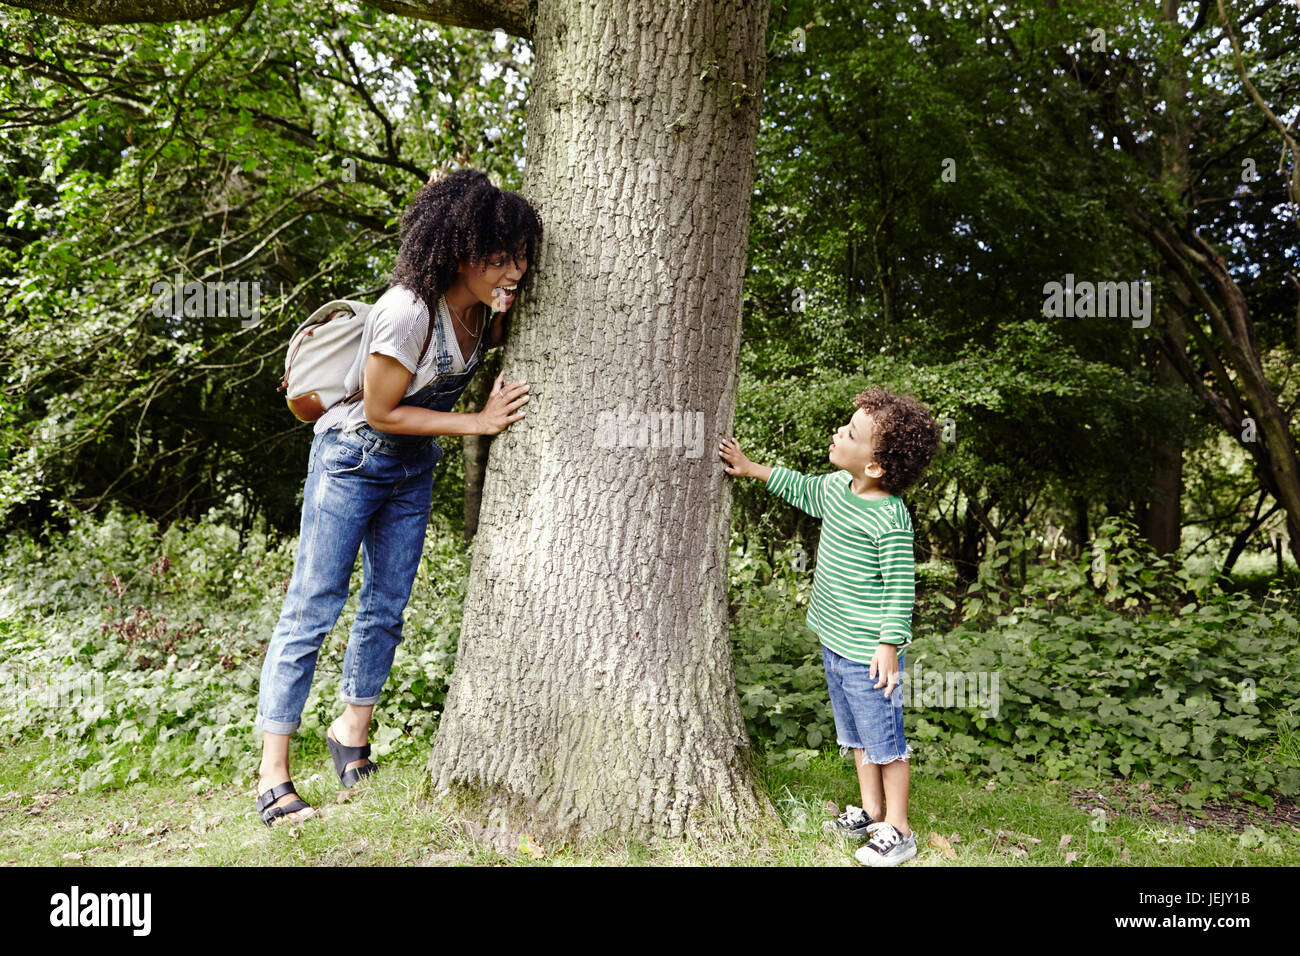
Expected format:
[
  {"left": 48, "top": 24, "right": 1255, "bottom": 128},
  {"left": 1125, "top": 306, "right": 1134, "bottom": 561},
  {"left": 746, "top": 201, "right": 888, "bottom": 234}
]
[
  {"left": 870, "top": 643, "right": 901, "bottom": 698},
  {"left": 718, "top": 437, "right": 754, "bottom": 477},
  {"left": 476, "top": 371, "right": 530, "bottom": 435}
]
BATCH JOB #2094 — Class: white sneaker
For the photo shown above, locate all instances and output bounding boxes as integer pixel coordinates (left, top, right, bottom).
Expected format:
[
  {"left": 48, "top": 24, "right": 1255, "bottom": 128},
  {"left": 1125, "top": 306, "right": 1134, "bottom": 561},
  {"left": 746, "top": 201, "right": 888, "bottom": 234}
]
[
  {"left": 823, "top": 804, "right": 873, "bottom": 840},
  {"left": 854, "top": 822, "right": 917, "bottom": 866}
]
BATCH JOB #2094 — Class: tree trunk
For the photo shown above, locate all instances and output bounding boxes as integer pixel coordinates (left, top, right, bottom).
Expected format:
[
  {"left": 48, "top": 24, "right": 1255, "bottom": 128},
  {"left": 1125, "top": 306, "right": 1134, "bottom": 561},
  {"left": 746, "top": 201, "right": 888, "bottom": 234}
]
[
  {"left": 1145, "top": 1, "right": 1187, "bottom": 556},
  {"left": 460, "top": 350, "right": 497, "bottom": 543},
  {"left": 954, "top": 494, "right": 985, "bottom": 585},
  {"left": 425, "top": 0, "right": 775, "bottom": 843},
  {"left": 1145, "top": 288, "right": 1186, "bottom": 554},
  {"left": 1073, "top": 495, "right": 1089, "bottom": 558}
]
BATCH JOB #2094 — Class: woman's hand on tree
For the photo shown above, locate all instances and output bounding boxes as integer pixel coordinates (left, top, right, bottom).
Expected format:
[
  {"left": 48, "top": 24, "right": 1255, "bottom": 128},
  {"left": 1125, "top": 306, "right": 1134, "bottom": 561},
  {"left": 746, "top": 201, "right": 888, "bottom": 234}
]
[{"left": 476, "top": 372, "right": 530, "bottom": 435}]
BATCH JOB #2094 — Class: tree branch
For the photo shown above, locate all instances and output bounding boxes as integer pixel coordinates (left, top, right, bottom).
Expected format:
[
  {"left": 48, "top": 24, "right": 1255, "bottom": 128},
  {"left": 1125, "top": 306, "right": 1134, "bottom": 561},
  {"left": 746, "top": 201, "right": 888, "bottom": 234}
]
[
  {"left": 0, "top": 0, "right": 252, "bottom": 24},
  {"left": 0, "top": 0, "right": 536, "bottom": 36}
]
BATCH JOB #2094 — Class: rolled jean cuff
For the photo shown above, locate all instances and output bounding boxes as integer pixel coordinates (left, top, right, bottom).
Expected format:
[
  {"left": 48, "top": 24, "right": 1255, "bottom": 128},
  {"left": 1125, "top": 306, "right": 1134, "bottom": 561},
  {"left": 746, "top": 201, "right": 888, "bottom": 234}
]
[
  {"left": 255, "top": 713, "right": 301, "bottom": 735},
  {"left": 339, "top": 691, "right": 382, "bottom": 706}
]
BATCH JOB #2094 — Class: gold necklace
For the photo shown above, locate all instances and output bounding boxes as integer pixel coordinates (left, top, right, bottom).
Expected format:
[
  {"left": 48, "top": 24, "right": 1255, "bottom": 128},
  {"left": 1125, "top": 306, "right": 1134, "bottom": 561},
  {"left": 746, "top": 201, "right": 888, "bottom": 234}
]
[{"left": 446, "top": 298, "right": 483, "bottom": 339}]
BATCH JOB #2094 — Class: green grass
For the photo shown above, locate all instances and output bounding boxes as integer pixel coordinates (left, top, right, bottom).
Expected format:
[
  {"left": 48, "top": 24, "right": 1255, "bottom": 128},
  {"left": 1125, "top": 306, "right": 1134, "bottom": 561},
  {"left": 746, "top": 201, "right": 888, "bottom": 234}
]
[{"left": 3, "top": 736, "right": 1296, "bottom": 866}]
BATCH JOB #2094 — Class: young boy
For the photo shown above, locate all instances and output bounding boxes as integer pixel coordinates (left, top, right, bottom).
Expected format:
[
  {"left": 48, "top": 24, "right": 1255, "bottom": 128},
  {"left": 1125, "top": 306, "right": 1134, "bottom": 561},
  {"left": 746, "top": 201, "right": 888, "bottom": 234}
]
[{"left": 719, "top": 387, "right": 939, "bottom": 866}]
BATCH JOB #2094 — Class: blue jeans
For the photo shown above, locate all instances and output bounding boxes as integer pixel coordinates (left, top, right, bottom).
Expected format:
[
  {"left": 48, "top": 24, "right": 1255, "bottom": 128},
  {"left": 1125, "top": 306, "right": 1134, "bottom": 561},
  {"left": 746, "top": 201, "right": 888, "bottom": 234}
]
[
  {"left": 254, "top": 426, "right": 444, "bottom": 735},
  {"left": 822, "top": 643, "right": 912, "bottom": 765}
]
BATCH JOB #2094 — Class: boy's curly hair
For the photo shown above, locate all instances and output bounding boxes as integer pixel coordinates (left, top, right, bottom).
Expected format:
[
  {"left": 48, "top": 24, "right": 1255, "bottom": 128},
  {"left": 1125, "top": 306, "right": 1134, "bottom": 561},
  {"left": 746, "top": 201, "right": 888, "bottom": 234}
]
[
  {"left": 853, "top": 387, "right": 940, "bottom": 495},
  {"left": 388, "top": 168, "right": 543, "bottom": 318}
]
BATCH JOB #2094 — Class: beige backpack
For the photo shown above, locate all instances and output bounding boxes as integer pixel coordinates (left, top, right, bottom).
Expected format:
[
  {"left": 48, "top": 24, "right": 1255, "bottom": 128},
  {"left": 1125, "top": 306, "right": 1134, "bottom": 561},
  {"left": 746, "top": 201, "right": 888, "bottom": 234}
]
[{"left": 277, "top": 297, "right": 434, "bottom": 422}]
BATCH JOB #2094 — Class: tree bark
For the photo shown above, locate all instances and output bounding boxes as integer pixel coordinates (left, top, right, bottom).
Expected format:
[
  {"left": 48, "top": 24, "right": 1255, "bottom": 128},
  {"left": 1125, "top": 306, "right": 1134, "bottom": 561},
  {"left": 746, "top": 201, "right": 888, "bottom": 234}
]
[
  {"left": 425, "top": 0, "right": 775, "bottom": 842},
  {"left": 460, "top": 349, "right": 496, "bottom": 543},
  {"left": 1073, "top": 495, "right": 1089, "bottom": 558},
  {"left": 0, "top": 0, "right": 251, "bottom": 23}
]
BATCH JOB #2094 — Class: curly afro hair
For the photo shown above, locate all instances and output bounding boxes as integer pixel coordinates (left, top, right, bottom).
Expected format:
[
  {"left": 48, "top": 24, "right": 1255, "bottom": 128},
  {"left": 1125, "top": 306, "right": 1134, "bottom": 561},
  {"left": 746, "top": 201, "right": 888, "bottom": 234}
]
[
  {"left": 853, "top": 387, "right": 940, "bottom": 496},
  {"left": 388, "top": 167, "right": 543, "bottom": 319}
]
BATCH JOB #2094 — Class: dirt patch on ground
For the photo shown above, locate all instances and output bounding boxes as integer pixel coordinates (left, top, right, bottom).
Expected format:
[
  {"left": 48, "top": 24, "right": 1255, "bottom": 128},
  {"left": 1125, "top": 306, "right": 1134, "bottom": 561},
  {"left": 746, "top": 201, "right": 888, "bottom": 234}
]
[
  {"left": 0, "top": 789, "right": 68, "bottom": 816},
  {"left": 1067, "top": 779, "right": 1300, "bottom": 832}
]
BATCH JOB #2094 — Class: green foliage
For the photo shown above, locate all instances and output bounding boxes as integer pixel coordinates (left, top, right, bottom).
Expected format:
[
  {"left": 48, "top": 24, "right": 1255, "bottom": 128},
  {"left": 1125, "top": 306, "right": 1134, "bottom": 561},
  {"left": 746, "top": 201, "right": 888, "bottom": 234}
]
[
  {"left": 906, "top": 589, "right": 1300, "bottom": 809},
  {"left": 4, "top": 504, "right": 1299, "bottom": 813},
  {"left": 744, "top": 0, "right": 1298, "bottom": 586},
  {"left": 729, "top": 544, "right": 835, "bottom": 766},
  {"left": 0, "top": 5, "right": 528, "bottom": 535},
  {"left": 0, "top": 504, "right": 469, "bottom": 791},
  {"left": 728, "top": 535, "right": 1300, "bottom": 808},
  {"left": 956, "top": 514, "right": 1216, "bottom": 624}
]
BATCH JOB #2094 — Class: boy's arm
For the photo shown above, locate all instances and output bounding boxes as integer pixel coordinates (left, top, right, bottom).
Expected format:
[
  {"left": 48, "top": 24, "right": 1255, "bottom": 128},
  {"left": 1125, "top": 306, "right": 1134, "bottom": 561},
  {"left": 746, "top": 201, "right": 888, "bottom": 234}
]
[
  {"left": 717, "top": 439, "right": 829, "bottom": 518},
  {"left": 765, "top": 466, "right": 832, "bottom": 519},
  {"left": 876, "top": 526, "right": 916, "bottom": 647}
]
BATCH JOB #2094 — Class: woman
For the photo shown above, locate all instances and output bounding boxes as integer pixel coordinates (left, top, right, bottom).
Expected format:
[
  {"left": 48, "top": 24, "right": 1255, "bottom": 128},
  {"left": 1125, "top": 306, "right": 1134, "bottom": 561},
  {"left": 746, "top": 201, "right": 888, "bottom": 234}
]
[{"left": 253, "top": 169, "right": 542, "bottom": 826}]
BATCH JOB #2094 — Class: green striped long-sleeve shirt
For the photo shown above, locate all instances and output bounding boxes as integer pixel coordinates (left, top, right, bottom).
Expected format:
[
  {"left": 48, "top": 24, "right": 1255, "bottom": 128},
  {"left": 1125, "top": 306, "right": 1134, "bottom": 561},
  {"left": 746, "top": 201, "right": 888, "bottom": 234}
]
[{"left": 765, "top": 465, "right": 916, "bottom": 664}]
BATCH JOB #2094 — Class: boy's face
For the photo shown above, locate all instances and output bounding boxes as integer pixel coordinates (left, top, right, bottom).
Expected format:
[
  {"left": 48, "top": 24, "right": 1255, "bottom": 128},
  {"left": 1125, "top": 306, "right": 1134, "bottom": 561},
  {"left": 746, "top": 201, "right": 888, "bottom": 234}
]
[{"left": 829, "top": 408, "right": 884, "bottom": 480}]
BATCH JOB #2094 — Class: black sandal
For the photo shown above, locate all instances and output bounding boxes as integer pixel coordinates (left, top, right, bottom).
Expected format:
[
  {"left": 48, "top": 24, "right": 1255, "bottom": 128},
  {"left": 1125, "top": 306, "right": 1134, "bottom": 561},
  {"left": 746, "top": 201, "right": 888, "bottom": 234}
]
[
  {"left": 255, "top": 780, "right": 315, "bottom": 827},
  {"left": 326, "top": 725, "right": 378, "bottom": 789}
]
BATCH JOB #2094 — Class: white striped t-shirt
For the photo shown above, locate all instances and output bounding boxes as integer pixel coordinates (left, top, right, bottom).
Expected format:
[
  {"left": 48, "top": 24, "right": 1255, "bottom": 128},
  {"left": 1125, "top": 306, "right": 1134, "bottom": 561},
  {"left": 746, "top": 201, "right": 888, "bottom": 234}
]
[{"left": 314, "top": 283, "right": 484, "bottom": 435}]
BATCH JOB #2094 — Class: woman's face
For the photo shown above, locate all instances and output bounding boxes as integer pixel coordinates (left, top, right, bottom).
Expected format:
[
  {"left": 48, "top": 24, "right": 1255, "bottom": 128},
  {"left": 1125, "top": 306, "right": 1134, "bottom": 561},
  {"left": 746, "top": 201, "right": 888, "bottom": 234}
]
[{"left": 461, "top": 246, "right": 528, "bottom": 312}]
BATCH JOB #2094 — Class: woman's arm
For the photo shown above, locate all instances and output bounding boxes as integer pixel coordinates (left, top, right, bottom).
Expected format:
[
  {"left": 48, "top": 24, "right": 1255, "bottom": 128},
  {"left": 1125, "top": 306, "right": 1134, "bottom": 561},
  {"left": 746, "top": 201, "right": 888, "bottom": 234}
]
[{"left": 361, "top": 353, "right": 485, "bottom": 436}]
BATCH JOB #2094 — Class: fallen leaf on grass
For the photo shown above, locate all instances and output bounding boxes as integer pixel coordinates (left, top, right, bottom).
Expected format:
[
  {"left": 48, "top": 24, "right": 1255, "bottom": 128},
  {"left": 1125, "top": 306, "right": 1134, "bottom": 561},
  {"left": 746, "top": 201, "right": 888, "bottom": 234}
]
[
  {"left": 948, "top": 832, "right": 962, "bottom": 845},
  {"left": 1064, "top": 851, "right": 1078, "bottom": 865},
  {"left": 825, "top": 801, "right": 840, "bottom": 817},
  {"left": 985, "top": 827, "right": 1041, "bottom": 857},
  {"left": 519, "top": 833, "right": 545, "bottom": 859},
  {"left": 1059, "top": 833, "right": 1073, "bottom": 849},
  {"left": 61, "top": 852, "right": 83, "bottom": 861},
  {"left": 928, "top": 832, "right": 956, "bottom": 859}
]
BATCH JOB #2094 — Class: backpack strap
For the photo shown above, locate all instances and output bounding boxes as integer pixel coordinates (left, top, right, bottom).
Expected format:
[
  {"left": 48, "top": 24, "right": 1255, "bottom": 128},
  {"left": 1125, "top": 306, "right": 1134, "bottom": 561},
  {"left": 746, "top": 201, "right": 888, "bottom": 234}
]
[{"left": 341, "top": 298, "right": 438, "bottom": 406}]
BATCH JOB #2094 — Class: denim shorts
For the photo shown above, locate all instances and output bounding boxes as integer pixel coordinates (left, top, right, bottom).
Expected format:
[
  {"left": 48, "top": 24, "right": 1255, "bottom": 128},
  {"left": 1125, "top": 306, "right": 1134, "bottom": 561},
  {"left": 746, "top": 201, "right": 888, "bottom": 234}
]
[
  {"left": 254, "top": 426, "right": 443, "bottom": 735},
  {"left": 822, "top": 643, "right": 912, "bottom": 765}
]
